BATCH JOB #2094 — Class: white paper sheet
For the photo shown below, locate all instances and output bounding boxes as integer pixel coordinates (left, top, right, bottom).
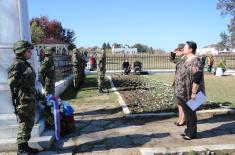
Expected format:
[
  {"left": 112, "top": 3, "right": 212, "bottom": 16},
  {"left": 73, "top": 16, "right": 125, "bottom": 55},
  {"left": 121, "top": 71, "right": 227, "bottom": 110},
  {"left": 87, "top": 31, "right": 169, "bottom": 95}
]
[{"left": 186, "top": 91, "right": 207, "bottom": 111}]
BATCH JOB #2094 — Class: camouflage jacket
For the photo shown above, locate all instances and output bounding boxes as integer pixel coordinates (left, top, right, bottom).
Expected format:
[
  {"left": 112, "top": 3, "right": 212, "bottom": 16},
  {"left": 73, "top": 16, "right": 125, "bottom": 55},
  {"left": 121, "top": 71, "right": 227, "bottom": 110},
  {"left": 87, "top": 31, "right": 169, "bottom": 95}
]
[
  {"left": 8, "top": 56, "right": 36, "bottom": 103},
  {"left": 39, "top": 56, "right": 55, "bottom": 86},
  {"left": 170, "top": 55, "right": 186, "bottom": 86},
  {"left": 96, "top": 52, "right": 106, "bottom": 72},
  {"left": 72, "top": 53, "right": 82, "bottom": 69}
]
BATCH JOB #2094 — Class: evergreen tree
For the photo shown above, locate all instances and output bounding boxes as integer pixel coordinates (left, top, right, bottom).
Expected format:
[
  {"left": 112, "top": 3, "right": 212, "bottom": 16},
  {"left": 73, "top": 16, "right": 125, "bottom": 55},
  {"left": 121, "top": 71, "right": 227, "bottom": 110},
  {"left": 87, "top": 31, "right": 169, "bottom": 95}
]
[
  {"left": 102, "top": 43, "right": 107, "bottom": 50},
  {"left": 106, "top": 42, "right": 111, "bottom": 49},
  {"left": 217, "top": 0, "right": 235, "bottom": 47}
]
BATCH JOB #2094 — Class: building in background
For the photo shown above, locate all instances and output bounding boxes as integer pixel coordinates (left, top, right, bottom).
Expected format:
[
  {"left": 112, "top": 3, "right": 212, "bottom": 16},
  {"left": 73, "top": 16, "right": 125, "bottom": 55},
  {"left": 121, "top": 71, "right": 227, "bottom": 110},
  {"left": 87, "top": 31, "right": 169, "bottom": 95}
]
[
  {"left": 112, "top": 45, "right": 137, "bottom": 54},
  {"left": 197, "top": 44, "right": 220, "bottom": 55}
]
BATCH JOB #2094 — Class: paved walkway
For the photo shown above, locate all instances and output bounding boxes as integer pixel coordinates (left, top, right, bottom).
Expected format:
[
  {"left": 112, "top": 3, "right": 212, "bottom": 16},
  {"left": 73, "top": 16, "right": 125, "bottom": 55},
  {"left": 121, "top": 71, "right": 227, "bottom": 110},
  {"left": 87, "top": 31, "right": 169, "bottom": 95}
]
[
  {"left": 3, "top": 101, "right": 235, "bottom": 155},
  {"left": 39, "top": 100, "right": 234, "bottom": 155}
]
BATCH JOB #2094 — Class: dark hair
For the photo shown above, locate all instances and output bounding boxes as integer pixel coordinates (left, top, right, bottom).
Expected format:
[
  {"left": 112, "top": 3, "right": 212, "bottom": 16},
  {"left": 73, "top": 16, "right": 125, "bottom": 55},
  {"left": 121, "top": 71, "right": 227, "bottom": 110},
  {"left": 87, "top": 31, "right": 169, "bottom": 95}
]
[{"left": 186, "top": 41, "right": 197, "bottom": 54}]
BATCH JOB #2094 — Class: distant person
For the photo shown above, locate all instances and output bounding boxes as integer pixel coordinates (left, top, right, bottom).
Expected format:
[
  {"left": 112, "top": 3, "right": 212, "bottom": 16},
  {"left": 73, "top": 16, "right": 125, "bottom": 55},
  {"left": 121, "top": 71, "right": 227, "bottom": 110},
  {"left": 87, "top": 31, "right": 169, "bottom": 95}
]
[
  {"left": 122, "top": 59, "right": 131, "bottom": 75},
  {"left": 207, "top": 55, "right": 214, "bottom": 73},
  {"left": 96, "top": 49, "right": 106, "bottom": 93},
  {"left": 80, "top": 52, "right": 86, "bottom": 84},
  {"left": 170, "top": 43, "right": 186, "bottom": 127},
  {"left": 180, "top": 41, "right": 205, "bottom": 140},
  {"left": 84, "top": 50, "right": 88, "bottom": 67},
  {"left": 201, "top": 55, "right": 207, "bottom": 69},
  {"left": 133, "top": 60, "right": 142, "bottom": 74},
  {"left": 89, "top": 54, "right": 95, "bottom": 71},
  {"left": 71, "top": 48, "right": 82, "bottom": 89}
]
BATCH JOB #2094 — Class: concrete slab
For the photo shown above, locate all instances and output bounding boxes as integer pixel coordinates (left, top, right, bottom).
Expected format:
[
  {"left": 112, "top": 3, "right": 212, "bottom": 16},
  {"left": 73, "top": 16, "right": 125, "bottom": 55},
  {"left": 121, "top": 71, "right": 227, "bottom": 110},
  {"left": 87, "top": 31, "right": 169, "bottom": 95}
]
[
  {"left": 0, "top": 129, "right": 54, "bottom": 152},
  {"left": 140, "top": 144, "right": 235, "bottom": 155}
]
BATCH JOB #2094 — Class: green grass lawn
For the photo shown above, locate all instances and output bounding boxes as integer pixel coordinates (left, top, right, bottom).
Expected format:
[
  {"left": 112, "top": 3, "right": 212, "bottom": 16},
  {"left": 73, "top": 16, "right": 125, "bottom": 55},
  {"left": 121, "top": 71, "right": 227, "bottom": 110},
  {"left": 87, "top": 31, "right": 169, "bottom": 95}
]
[
  {"left": 60, "top": 74, "right": 118, "bottom": 106},
  {"left": 149, "top": 73, "right": 235, "bottom": 107}
]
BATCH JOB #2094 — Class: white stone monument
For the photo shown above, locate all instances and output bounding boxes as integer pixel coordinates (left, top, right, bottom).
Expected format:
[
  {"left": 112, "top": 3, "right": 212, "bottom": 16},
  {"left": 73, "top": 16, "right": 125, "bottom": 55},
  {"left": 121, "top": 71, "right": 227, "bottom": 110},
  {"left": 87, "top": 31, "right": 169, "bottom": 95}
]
[
  {"left": 0, "top": 0, "right": 45, "bottom": 141},
  {"left": 0, "top": 0, "right": 73, "bottom": 151}
]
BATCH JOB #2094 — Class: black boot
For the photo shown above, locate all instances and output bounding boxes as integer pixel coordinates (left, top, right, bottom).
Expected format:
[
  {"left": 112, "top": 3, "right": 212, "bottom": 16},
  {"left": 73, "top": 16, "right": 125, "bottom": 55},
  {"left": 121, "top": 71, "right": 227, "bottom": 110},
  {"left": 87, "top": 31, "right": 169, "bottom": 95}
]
[
  {"left": 99, "top": 87, "right": 104, "bottom": 93},
  {"left": 17, "top": 143, "right": 31, "bottom": 155},
  {"left": 25, "top": 142, "right": 39, "bottom": 154}
]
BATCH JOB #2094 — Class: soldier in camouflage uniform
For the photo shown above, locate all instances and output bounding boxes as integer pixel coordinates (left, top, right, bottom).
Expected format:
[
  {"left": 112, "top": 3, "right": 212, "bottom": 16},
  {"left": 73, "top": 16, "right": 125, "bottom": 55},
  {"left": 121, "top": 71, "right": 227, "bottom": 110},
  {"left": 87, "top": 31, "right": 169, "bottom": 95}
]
[
  {"left": 39, "top": 47, "right": 56, "bottom": 95},
  {"left": 71, "top": 48, "right": 82, "bottom": 89},
  {"left": 96, "top": 48, "right": 106, "bottom": 93},
  {"left": 8, "top": 40, "right": 40, "bottom": 155},
  {"left": 80, "top": 52, "right": 86, "bottom": 85}
]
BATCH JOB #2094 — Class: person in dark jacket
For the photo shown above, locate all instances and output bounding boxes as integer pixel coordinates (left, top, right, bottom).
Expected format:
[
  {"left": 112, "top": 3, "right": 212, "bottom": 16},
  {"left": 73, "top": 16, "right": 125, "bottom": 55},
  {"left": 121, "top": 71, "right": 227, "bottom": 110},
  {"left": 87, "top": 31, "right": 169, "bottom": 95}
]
[{"left": 122, "top": 59, "right": 131, "bottom": 75}]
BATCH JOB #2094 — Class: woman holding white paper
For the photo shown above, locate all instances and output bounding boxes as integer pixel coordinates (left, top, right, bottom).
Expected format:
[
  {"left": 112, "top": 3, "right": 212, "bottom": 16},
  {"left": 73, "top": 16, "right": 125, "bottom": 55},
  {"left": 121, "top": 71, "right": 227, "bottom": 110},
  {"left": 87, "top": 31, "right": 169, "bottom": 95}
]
[{"left": 175, "top": 41, "right": 205, "bottom": 140}]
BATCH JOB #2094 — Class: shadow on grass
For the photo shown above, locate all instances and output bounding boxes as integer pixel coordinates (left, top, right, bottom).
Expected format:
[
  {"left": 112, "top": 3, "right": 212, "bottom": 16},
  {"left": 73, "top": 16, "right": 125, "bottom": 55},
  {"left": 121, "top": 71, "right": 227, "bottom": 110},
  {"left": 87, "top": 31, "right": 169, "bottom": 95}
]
[
  {"left": 60, "top": 75, "right": 98, "bottom": 100},
  {"left": 60, "top": 85, "right": 79, "bottom": 100}
]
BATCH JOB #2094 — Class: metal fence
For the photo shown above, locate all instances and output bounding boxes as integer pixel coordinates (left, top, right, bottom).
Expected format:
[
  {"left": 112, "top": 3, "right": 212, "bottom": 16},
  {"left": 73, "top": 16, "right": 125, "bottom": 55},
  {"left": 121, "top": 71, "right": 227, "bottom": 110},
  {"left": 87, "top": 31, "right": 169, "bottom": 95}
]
[
  {"left": 54, "top": 54, "right": 72, "bottom": 81},
  {"left": 105, "top": 54, "right": 235, "bottom": 70}
]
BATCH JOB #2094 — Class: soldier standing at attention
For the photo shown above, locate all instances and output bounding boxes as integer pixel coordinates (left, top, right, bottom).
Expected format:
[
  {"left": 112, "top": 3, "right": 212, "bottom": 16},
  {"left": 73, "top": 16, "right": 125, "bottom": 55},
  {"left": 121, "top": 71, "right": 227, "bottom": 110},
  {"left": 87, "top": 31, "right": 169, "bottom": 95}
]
[
  {"left": 8, "top": 40, "right": 40, "bottom": 154},
  {"left": 96, "top": 48, "right": 106, "bottom": 93},
  {"left": 39, "top": 47, "right": 56, "bottom": 95},
  {"left": 80, "top": 52, "right": 86, "bottom": 85},
  {"left": 72, "top": 48, "right": 82, "bottom": 89}
]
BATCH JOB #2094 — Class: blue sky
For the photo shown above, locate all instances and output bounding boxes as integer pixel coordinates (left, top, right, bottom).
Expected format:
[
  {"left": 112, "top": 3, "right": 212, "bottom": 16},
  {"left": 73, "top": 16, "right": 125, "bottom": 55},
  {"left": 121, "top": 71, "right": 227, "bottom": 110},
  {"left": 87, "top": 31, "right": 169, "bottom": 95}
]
[{"left": 28, "top": 0, "right": 230, "bottom": 51}]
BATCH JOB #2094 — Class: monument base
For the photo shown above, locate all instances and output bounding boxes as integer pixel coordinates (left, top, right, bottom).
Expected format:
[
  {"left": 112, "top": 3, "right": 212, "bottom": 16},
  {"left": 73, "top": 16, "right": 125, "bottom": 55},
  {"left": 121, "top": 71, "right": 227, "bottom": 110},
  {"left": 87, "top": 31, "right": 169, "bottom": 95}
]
[{"left": 0, "top": 129, "right": 54, "bottom": 152}]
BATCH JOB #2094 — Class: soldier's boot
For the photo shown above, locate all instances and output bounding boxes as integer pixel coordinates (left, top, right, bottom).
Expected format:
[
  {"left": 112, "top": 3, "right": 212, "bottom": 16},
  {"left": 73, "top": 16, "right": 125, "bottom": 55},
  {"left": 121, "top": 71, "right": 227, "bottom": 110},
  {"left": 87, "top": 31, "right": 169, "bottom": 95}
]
[
  {"left": 17, "top": 143, "right": 32, "bottom": 155},
  {"left": 99, "top": 87, "right": 104, "bottom": 93},
  {"left": 25, "top": 142, "right": 39, "bottom": 154}
]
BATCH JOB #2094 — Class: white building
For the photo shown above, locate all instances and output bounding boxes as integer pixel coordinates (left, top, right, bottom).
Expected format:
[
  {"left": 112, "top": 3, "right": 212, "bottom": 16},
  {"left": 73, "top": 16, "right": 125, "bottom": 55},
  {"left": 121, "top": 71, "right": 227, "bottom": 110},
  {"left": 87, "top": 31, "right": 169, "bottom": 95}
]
[
  {"left": 196, "top": 47, "right": 219, "bottom": 55},
  {"left": 112, "top": 45, "right": 137, "bottom": 54},
  {"left": 197, "top": 44, "right": 235, "bottom": 55}
]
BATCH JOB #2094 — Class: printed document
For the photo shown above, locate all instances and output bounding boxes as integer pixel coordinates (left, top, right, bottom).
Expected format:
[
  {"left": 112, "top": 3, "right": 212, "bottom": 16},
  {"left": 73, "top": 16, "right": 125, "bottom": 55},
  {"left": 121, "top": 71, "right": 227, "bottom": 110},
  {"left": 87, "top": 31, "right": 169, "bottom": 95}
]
[{"left": 186, "top": 91, "right": 207, "bottom": 111}]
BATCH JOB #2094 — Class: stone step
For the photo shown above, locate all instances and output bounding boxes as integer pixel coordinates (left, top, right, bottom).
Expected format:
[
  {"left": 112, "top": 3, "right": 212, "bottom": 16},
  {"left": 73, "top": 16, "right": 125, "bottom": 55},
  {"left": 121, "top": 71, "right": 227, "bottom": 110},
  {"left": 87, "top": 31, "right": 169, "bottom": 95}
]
[
  {"left": 0, "top": 129, "right": 54, "bottom": 152},
  {"left": 0, "top": 118, "right": 45, "bottom": 138}
]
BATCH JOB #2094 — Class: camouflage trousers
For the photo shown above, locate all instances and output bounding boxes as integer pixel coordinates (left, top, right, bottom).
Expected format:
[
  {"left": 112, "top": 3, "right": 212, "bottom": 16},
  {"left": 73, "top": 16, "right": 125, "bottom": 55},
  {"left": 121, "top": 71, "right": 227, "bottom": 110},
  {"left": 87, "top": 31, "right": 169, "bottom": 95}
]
[
  {"left": 16, "top": 99, "right": 35, "bottom": 144},
  {"left": 73, "top": 71, "right": 81, "bottom": 89},
  {"left": 97, "top": 72, "right": 105, "bottom": 89},
  {"left": 73, "top": 77, "right": 81, "bottom": 89},
  {"left": 44, "top": 82, "right": 55, "bottom": 95}
]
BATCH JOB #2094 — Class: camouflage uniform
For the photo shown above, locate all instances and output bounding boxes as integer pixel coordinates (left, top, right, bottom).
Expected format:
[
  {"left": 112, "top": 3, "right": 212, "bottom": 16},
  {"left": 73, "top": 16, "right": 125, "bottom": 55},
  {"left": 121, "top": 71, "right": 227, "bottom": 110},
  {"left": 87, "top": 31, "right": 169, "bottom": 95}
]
[
  {"left": 96, "top": 49, "right": 106, "bottom": 92},
  {"left": 8, "top": 40, "right": 39, "bottom": 154},
  {"left": 80, "top": 52, "right": 86, "bottom": 84},
  {"left": 39, "top": 47, "right": 55, "bottom": 95},
  {"left": 71, "top": 49, "right": 82, "bottom": 89}
]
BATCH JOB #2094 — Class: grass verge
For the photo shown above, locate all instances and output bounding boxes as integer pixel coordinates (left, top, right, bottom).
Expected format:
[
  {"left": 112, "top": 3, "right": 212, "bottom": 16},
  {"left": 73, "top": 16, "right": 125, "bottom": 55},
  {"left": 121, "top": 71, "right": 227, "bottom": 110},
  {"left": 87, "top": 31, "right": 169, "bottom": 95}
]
[
  {"left": 60, "top": 74, "right": 118, "bottom": 106},
  {"left": 149, "top": 73, "right": 235, "bottom": 107}
]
